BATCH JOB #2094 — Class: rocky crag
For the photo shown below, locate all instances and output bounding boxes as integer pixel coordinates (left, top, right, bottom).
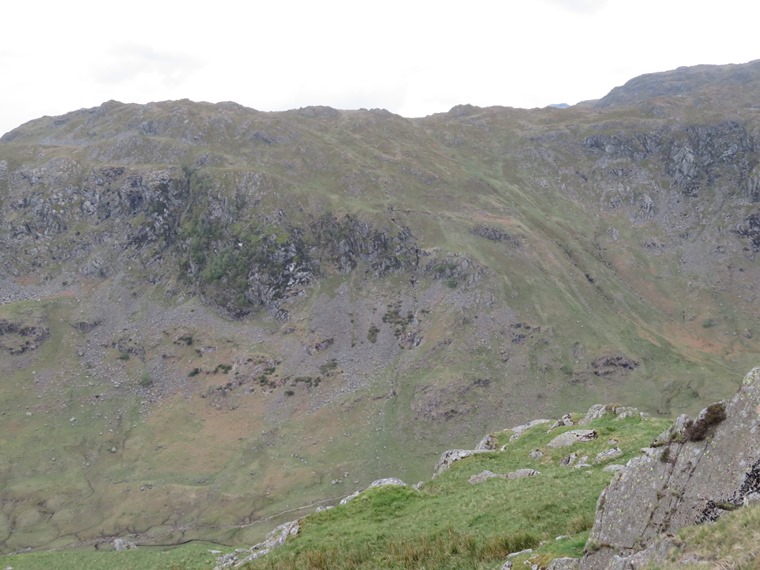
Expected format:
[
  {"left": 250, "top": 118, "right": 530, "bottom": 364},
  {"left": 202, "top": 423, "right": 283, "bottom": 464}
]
[{"left": 577, "top": 366, "right": 760, "bottom": 569}]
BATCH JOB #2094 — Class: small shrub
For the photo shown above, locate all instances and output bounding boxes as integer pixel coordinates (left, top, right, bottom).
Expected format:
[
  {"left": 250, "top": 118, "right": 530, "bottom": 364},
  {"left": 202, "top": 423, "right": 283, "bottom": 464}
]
[
  {"left": 118, "top": 352, "right": 130, "bottom": 361},
  {"left": 319, "top": 359, "right": 338, "bottom": 375},
  {"left": 585, "top": 539, "right": 601, "bottom": 553},
  {"left": 284, "top": 390, "right": 295, "bottom": 397},
  {"left": 445, "top": 278, "right": 458, "bottom": 289},
  {"left": 188, "top": 367, "right": 202, "bottom": 377},
  {"left": 685, "top": 402, "right": 727, "bottom": 441},
  {"left": 567, "top": 513, "right": 594, "bottom": 534},
  {"left": 561, "top": 364, "right": 573, "bottom": 375},
  {"left": 139, "top": 373, "right": 153, "bottom": 387},
  {"left": 702, "top": 318, "right": 717, "bottom": 328},
  {"left": 367, "top": 324, "right": 379, "bottom": 343}
]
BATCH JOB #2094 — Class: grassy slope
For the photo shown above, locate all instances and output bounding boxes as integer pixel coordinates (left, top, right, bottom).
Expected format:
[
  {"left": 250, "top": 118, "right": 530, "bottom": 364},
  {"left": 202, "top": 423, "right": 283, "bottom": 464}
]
[
  {"left": 0, "top": 542, "right": 231, "bottom": 570},
  {"left": 244, "top": 413, "right": 670, "bottom": 570},
  {"left": 0, "top": 412, "right": 670, "bottom": 569}
]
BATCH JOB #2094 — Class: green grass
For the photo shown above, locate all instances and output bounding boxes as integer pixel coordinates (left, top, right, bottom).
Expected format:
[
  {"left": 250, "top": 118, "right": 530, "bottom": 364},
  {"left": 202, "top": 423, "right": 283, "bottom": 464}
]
[
  {"left": 0, "top": 542, "right": 231, "bottom": 570},
  {"left": 648, "top": 501, "right": 760, "bottom": 569},
  {"left": 242, "top": 414, "right": 670, "bottom": 569}
]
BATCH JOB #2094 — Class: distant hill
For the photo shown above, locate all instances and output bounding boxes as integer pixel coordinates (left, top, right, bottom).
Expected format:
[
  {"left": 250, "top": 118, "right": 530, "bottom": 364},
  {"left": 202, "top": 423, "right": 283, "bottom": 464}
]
[{"left": 596, "top": 59, "right": 760, "bottom": 107}]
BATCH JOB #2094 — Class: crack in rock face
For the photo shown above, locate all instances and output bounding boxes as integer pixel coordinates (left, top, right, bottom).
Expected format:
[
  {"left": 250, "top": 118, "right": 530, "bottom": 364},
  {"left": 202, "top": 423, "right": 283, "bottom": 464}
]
[{"left": 699, "top": 457, "right": 760, "bottom": 523}]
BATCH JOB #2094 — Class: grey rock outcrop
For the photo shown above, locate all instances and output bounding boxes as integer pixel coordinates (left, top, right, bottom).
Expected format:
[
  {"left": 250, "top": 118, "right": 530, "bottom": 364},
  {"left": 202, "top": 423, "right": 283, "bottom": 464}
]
[
  {"left": 469, "top": 468, "right": 540, "bottom": 484},
  {"left": 548, "top": 557, "right": 580, "bottom": 570},
  {"left": 547, "top": 430, "right": 597, "bottom": 448},
  {"left": 549, "top": 414, "right": 575, "bottom": 431},
  {"left": 476, "top": 433, "right": 498, "bottom": 450},
  {"left": 339, "top": 478, "right": 408, "bottom": 505},
  {"left": 469, "top": 470, "right": 499, "bottom": 484},
  {"left": 508, "top": 419, "right": 552, "bottom": 441},
  {"left": 594, "top": 448, "right": 623, "bottom": 464},
  {"left": 367, "top": 477, "right": 408, "bottom": 490},
  {"left": 339, "top": 489, "right": 363, "bottom": 505},
  {"left": 433, "top": 449, "right": 489, "bottom": 477},
  {"left": 215, "top": 519, "right": 300, "bottom": 568},
  {"left": 579, "top": 404, "right": 641, "bottom": 426},
  {"left": 579, "top": 405, "right": 610, "bottom": 425},
  {"left": 560, "top": 452, "right": 578, "bottom": 467},
  {"left": 580, "top": 366, "right": 760, "bottom": 569},
  {"left": 113, "top": 537, "right": 136, "bottom": 551},
  {"left": 508, "top": 468, "right": 540, "bottom": 479},
  {"left": 574, "top": 456, "right": 591, "bottom": 469}
]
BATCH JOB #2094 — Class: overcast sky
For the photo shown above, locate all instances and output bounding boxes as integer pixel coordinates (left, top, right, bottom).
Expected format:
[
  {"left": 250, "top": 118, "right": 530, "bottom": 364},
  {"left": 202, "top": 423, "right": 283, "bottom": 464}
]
[{"left": 2, "top": 0, "right": 758, "bottom": 136}]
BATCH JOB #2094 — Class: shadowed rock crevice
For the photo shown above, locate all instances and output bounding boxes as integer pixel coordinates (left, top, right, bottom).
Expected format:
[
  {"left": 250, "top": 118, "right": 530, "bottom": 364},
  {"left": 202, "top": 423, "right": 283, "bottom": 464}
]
[{"left": 0, "top": 318, "right": 49, "bottom": 354}]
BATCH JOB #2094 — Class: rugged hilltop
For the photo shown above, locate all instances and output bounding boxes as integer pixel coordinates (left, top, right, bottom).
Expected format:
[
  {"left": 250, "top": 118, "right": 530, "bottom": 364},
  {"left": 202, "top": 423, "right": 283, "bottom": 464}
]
[{"left": 1, "top": 60, "right": 760, "bottom": 553}]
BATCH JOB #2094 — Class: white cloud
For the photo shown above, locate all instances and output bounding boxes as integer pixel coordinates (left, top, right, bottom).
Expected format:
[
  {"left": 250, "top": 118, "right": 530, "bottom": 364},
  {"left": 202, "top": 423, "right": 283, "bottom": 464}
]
[
  {"left": 539, "top": 0, "right": 610, "bottom": 13},
  {"left": 91, "top": 45, "right": 203, "bottom": 87},
  {"left": 1, "top": 0, "right": 760, "bottom": 136}
]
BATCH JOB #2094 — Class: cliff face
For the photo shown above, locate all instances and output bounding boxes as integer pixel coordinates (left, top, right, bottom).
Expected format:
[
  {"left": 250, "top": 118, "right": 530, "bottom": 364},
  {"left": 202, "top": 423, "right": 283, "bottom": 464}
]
[
  {"left": 581, "top": 367, "right": 760, "bottom": 569},
  {"left": 1, "top": 62, "right": 760, "bottom": 552}
]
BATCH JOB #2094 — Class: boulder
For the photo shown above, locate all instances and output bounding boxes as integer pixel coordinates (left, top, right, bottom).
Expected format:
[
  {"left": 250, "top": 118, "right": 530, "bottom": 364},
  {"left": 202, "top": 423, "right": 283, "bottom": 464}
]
[
  {"left": 215, "top": 520, "right": 300, "bottom": 568},
  {"left": 113, "top": 538, "right": 136, "bottom": 551},
  {"left": 580, "top": 404, "right": 614, "bottom": 424},
  {"left": 476, "top": 433, "right": 498, "bottom": 450},
  {"left": 560, "top": 452, "right": 578, "bottom": 467},
  {"left": 549, "top": 413, "right": 575, "bottom": 431},
  {"left": 367, "top": 477, "right": 407, "bottom": 490},
  {"left": 547, "top": 430, "right": 597, "bottom": 448},
  {"left": 433, "top": 449, "right": 489, "bottom": 477},
  {"left": 595, "top": 448, "right": 623, "bottom": 464},
  {"left": 650, "top": 413, "right": 691, "bottom": 447},
  {"left": 508, "top": 468, "right": 540, "bottom": 479},
  {"left": 508, "top": 419, "right": 552, "bottom": 441},
  {"left": 469, "top": 470, "right": 501, "bottom": 484},
  {"left": 574, "top": 456, "right": 591, "bottom": 469},
  {"left": 579, "top": 404, "right": 641, "bottom": 426},
  {"left": 468, "top": 469, "right": 539, "bottom": 484},
  {"left": 339, "top": 490, "right": 363, "bottom": 505},
  {"left": 339, "top": 478, "right": 408, "bottom": 504}
]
